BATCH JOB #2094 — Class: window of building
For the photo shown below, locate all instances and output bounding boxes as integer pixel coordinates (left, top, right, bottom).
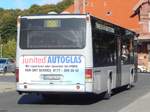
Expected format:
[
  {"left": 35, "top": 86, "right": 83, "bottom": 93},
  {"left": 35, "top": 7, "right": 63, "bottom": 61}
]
[
  {"left": 148, "top": 21, "right": 150, "bottom": 32},
  {"left": 148, "top": 44, "right": 150, "bottom": 61},
  {"left": 148, "top": 52, "right": 150, "bottom": 61},
  {"left": 137, "top": 43, "right": 148, "bottom": 53}
]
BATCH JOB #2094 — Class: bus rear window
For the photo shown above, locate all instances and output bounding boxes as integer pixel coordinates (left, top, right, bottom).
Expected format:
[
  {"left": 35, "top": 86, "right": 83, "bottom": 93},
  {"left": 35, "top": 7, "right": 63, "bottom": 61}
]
[{"left": 20, "top": 18, "right": 86, "bottom": 49}]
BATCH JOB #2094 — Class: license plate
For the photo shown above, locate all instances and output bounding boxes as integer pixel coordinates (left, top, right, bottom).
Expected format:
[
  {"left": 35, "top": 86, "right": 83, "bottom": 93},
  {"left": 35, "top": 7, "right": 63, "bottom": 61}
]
[{"left": 42, "top": 74, "right": 63, "bottom": 80}]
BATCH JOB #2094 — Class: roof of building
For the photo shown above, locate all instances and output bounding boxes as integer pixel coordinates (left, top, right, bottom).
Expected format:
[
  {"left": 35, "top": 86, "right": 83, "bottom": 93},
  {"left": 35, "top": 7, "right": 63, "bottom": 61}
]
[
  {"left": 133, "top": 0, "right": 149, "bottom": 11},
  {"left": 65, "top": 0, "right": 140, "bottom": 32}
]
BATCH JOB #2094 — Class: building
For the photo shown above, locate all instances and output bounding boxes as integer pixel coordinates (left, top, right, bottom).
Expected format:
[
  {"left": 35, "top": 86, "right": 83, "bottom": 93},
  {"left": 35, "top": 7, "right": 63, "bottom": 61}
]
[
  {"left": 66, "top": 0, "right": 139, "bottom": 31},
  {"left": 65, "top": 0, "right": 150, "bottom": 71},
  {"left": 133, "top": 0, "right": 150, "bottom": 72}
]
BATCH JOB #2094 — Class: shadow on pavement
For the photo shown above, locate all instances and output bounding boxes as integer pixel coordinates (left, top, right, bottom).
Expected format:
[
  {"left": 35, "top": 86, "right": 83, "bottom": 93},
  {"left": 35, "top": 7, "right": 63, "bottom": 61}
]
[
  {"left": 18, "top": 93, "right": 105, "bottom": 105},
  {"left": 17, "top": 86, "right": 131, "bottom": 105},
  {"left": 17, "top": 74, "right": 150, "bottom": 108}
]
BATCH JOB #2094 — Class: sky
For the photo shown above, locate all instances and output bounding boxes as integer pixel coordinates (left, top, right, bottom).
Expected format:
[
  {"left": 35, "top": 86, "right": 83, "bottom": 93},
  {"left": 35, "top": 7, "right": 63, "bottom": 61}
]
[{"left": 0, "top": 0, "right": 62, "bottom": 9}]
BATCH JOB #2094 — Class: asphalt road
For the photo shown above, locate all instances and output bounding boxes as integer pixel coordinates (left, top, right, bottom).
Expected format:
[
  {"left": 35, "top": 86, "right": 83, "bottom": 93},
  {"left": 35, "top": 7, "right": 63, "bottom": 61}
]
[{"left": 0, "top": 73, "right": 150, "bottom": 112}]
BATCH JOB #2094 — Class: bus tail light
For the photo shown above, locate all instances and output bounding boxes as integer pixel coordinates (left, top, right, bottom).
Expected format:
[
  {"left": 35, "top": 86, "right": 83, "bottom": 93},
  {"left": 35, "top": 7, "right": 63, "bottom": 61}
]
[
  {"left": 16, "top": 68, "right": 19, "bottom": 82},
  {"left": 85, "top": 69, "right": 93, "bottom": 79}
]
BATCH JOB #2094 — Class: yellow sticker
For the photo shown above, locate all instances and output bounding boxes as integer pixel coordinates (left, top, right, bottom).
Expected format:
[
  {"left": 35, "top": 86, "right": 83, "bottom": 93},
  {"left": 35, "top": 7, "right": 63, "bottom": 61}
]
[{"left": 44, "top": 20, "right": 60, "bottom": 28}]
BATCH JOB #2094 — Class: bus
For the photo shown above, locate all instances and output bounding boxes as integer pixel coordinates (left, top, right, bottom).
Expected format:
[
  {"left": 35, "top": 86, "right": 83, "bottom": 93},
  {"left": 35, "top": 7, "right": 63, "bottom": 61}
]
[{"left": 16, "top": 14, "right": 137, "bottom": 98}]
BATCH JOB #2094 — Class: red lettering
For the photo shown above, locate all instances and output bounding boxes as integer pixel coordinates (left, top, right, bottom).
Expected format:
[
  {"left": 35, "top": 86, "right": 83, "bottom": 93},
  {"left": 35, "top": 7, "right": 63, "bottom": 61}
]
[{"left": 21, "top": 56, "right": 47, "bottom": 64}]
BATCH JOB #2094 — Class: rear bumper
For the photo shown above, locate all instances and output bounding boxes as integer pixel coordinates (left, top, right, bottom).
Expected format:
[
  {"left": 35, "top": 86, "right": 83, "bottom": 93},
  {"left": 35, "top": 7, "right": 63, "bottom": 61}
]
[{"left": 16, "top": 83, "right": 86, "bottom": 93}]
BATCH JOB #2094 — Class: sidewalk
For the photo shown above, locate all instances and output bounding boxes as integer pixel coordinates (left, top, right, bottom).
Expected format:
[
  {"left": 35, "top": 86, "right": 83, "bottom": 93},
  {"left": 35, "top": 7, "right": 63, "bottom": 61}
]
[
  {"left": 0, "top": 82, "right": 16, "bottom": 93},
  {"left": 0, "top": 73, "right": 15, "bottom": 76},
  {"left": 0, "top": 73, "right": 15, "bottom": 93},
  {"left": 119, "top": 91, "right": 150, "bottom": 112}
]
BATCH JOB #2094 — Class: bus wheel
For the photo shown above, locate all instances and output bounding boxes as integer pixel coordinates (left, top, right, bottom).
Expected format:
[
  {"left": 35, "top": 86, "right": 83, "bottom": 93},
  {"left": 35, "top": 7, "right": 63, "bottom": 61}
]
[
  {"left": 126, "top": 84, "right": 132, "bottom": 89},
  {"left": 104, "top": 76, "right": 112, "bottom": 99},
  {"left": 104, "top": 91, "right": 111, "bottom": 99}
]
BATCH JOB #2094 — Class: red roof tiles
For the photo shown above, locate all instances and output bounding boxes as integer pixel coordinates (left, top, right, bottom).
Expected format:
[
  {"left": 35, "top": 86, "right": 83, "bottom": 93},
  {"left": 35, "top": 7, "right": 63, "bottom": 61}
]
[{"left": 65, "top": 0, "right": 140, "bottom": 32}]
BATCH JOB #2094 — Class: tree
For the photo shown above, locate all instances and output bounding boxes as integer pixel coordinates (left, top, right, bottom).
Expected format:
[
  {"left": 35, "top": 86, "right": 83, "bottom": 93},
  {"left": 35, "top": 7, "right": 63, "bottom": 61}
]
[
  {"left": 0, "top": 10, "right": 17, "bottom": 43},
  {"left": 55, "top": 0, "right": 74, "bottom": 13},
  {"left": 3, "top": 39, "right": 16, "bottom": 59},
  {"left": 0, "top": 0, "right": 74, "bottom": 58}
]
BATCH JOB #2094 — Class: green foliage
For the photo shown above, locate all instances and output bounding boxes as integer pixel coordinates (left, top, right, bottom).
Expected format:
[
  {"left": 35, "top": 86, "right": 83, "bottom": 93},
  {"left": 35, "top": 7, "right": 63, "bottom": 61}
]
[
  {"left": 55, "top": 0, "right": 74, "bottom": 13},
  {"left": 27, "top": 0, "right": 74, "bottom": 14},
  {"left": 0, "top": 0, "right": 74, "bottom": 59},
  {"left": 0, "top": 9, "right": 18, "bottom": 43},
  {"left": 3, "top": 39, "right": 16, "bottom": 59}
]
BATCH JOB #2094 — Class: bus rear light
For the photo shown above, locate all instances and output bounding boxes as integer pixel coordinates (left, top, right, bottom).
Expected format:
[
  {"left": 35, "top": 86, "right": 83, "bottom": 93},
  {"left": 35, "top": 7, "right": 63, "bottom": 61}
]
[
  {"left": 85, "top": 69, "right": 93, "bottom": 79},
  {"left": 16, "top": 68, "right": 19, "bottom": 82}
]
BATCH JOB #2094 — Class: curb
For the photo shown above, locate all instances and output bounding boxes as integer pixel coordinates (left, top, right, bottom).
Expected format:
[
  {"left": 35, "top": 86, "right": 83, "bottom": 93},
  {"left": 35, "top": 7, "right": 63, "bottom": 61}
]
[{"left": 0, "top": 82, "right": 16, "bottom": 93}]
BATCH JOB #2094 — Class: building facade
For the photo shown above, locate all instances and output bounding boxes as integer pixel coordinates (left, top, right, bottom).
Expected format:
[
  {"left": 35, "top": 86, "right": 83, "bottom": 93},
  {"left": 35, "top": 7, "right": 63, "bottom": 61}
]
[
  {"left": 66, "top": 0, "right": 139, "bottom": 30},
  {"left": 133, "top": 0, "right": 150, "bottom": 72},
  {"left": 65, "top": 0, "right": 150, "bottom": 71}
]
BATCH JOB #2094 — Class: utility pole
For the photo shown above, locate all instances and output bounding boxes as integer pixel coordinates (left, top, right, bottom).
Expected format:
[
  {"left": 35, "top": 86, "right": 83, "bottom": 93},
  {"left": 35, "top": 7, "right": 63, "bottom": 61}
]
[
  {"left": 74, "top": 0, "right": 86, "bottom": 14},
  {"left": 83, "top": 0, "right": 86, "bottom": 14},
  {"left": 74, "top": 0, "right": 80, "bottom": 13}
]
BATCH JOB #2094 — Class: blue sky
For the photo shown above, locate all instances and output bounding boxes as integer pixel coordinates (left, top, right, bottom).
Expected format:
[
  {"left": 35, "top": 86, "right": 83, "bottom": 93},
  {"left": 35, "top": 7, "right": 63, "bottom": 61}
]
[{"left": 0, "top": 0, "right": 62, "bottom": 9}]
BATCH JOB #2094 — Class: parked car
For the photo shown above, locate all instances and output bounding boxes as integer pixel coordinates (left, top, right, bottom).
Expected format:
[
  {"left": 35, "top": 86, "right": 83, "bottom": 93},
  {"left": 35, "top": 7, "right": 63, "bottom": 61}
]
[
  {"left": 0, "top": 58, "right": 16, "bottom": 73},
  {"left": 137, "top": 65, "right": 147, "bottom": 72}
]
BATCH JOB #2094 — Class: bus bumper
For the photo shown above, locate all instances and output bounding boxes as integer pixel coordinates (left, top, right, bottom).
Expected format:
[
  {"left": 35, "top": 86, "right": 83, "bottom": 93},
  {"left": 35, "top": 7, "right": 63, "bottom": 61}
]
[{"left": 16, "top": 83, "right": 86, "bottom": 93}]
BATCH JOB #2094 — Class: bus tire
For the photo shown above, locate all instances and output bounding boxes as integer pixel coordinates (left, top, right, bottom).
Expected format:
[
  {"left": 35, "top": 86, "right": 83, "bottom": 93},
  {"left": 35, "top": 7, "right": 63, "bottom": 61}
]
[
  {"left": 104, "top": 91, "right": 111, "bottom": 99},
  {"left": 126, "top": 84, "right": 132, "bottom": 90}
]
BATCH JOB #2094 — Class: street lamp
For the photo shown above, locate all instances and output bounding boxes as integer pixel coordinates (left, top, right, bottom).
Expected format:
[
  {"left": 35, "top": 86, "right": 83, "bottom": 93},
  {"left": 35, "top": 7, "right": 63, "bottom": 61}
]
[{"left": 0, "top": 34, "right": 3, "bottom": 58}]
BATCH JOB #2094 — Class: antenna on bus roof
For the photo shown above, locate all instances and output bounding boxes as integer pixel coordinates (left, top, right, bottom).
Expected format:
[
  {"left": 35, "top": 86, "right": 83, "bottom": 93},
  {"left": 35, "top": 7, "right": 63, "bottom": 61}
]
[{"left": 48, "top": 11, "right": 57, "bottom": 14}]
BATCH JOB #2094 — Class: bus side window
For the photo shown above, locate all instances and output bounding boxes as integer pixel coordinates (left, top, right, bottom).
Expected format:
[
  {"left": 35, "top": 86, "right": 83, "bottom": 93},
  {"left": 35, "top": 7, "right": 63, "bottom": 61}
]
[
  {"left": 121, "top": 37, "right": 134, "bottom": 64},
  {"left": 92, "top": 32, "right": 116, "bottom": 67}
]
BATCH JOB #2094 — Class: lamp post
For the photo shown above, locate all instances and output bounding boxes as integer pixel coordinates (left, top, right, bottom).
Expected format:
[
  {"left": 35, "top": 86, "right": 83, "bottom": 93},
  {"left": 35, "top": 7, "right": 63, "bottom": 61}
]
[
  {"left": 1, "top": 44, "right": 3, "bottom": 58},
  {"left": 0, "top": 34, "right": 2, "bottom": 58}
]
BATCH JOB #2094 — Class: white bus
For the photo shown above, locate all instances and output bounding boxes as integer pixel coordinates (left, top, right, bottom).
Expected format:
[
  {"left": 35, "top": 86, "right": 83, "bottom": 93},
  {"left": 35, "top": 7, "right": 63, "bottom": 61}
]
[{"left": 16, "top": 14, "right": 137, "bottom": 98}]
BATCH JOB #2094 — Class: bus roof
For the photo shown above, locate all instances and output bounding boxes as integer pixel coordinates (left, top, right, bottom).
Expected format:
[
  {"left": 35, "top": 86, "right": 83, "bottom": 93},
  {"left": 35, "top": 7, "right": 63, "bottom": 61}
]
[
  {"left": 20, "top": 14, "right": 87, "bottom": 19},
  {"left": 19, "top": 13, "right": 136, "bottom": 35}
]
